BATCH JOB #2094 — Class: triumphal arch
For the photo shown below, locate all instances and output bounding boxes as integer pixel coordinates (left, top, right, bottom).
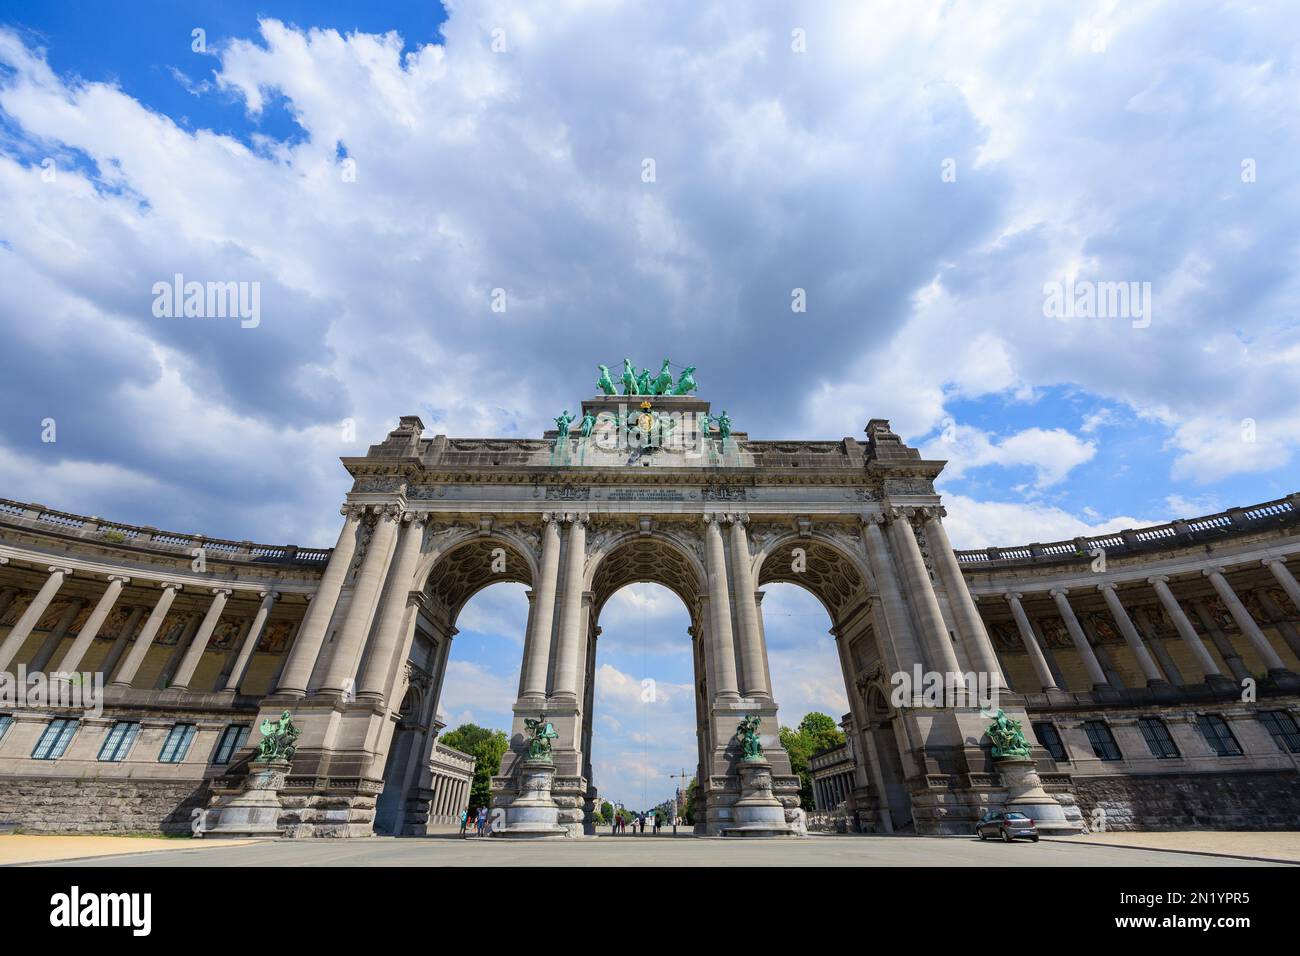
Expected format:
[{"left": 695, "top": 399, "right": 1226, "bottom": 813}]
[{"left": 244, "top": 361, "right": 1079, "bottom": 837}]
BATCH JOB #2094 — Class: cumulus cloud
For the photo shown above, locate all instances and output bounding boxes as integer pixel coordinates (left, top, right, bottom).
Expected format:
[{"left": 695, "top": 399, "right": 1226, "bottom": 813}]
[
  {"left": 920, "top": 425, "right": 1096, "bottom": 489},
  {"left": 937, "top": 493, "right": 1163, "bottom": 550}
]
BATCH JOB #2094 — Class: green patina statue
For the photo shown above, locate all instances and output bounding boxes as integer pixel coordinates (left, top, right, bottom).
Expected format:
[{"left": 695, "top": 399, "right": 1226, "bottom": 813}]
[
  {"left": 636, "top": 366, "right": 653, "bottom": 395},
  {"left": 670, "top": 365, "right": 697, "bottom": 395},
  {"left": 716, "top": 410, "right": 732, "bottom": 441},
  {"left": 596, "top": 364, "right": 617, "bottom": 396},
  {"left": 984, "top": 708, "right": 1032, "bottom": 760},
  {"left": 700, "top": 413, "right": 713, "bottom": 436},
  {"left": 255, "top": 710, "right": 301, "bottom": 763},
  {"left": 650, "top": 359, "right": 674, "bottom": 396},
  {"left": 621, "top": 358, "right": 639, "bottom": 395},
  {"left": 554, "top": 409, "right": 574, "bottom": 435},
  {"left": 578, "top": 410, "right": 597, "bottom": 438},
  {"left": 736, "top": 714, "right": 764, "bottom": 762},
  {"left": 524, "top": 714, "right": 559, "bottom": 761}
]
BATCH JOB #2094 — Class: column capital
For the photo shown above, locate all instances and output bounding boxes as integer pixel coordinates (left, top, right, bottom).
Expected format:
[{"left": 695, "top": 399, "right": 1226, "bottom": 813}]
[
  {"left": 158, "top": 581, "right": 183, "bottom": 592},
  {"left": 1147, "top": 574, "right": 1170, "bottom": 585},
  {"left": 1201, "top": 566, "right": 1227, "bottom": 579},
  {"left": 210, "top": 587, "right": 234, "bottom": 597},
  {"left": 257, "top": 589, "right": 279, "bottom": 601},
  {"left": 0, "top": 557, "right": 8, "bottom": 565},
  {"left": 1261, "top": 557, "right": 1286, "bottom": 569},
  {"left": 860, "top": 512, "right": 887, "bottom": 527},
  {"left": 47, "top": 565, "right": 74, "bottom": 577},
  {"left": 341, "top": 504, "right": 364, "bottom": 519},
  {"left": 1097, "top": 581, "right": 1119, "bottom": 593},
  {"left": 1048, "top": 587, "right": 1070, "bottom": 598},
  {"left": 917, "top": 505, "right": 947, "bottom": 521},
  {"left": 106, "top": 574, "right": 131, "bottom": 585},
  {"left": 1003, "top": 591, "right": 1023, "bottom": 602},
  {"left": 726, "top": 512, "right": 749, "bottom": 526},
  {"left": 701, "top": 513, "right": 722, "bottom": 527}
]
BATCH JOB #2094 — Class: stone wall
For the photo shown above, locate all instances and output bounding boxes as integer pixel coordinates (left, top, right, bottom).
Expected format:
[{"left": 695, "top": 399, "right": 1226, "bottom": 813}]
[
  {"left": 0, "top": 776, "right": 209, "bottom": 835},
  {"left": 1073, "top": 771, "right": 1300, "bottom": 831}
]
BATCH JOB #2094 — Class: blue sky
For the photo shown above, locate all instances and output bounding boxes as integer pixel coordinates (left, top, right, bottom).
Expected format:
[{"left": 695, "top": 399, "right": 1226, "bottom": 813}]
[{"left": 2, "top": 0, "right": 1298, "bottom": 806}]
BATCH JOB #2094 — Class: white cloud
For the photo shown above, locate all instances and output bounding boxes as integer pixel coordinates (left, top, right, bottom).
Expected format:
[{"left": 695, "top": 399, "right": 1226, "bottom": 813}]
[
  {"left": 939, "top": 493, "right": 1162, "bottom": 550},
  {"left": 921, "top": 425, "right": 1096, "bottom": 489}
]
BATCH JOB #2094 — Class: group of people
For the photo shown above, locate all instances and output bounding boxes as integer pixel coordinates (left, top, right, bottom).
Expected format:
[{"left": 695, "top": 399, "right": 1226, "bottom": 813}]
[
  {"left": 610, "top": 811, "right": 669, "bottom": 835},
  {"left": 458, "top": 807, "right": 492, "bottom": 838}
]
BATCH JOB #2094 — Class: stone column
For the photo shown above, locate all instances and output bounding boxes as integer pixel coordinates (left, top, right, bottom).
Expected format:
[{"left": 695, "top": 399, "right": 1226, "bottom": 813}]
[
  {"left": 860, "top": 515, "right": 921, "bottom": 674},
  {"left": 169, "top": 588, "right": 232, "bottom": 691},
  {"left": 1192, "top": 600, "right": 1250, "bottom": 683},
  {"left": 887, "top": 509, "right": 961, "bottom": 674},
  {"left": 110, "top": 583, "right": 182, "bottom": 687},
  {"left": 216, "top": 618, "right": 253, "bottom": 688},
  {"left": 1256, "top": 588, "right": 1300, "bottom": 660},
  {"left": 1004, "top": 593, "right": 1058, "bottom": 691},
  {"left": 921, "top": 508, "right": 1006, "bottom": 683},
  {"left": 54, "top": 576, "right": 129, "bottom": 673},
  {"left": 703, "top": 515, "right": 740, "bottom": 700},
  {"left": 157, "top": 612, "right": 200, "bottom": 688},
  {"left": 101, "top": 605, "right": 146, "bottom": 680},
  {"left": 1098, "top": 583, "right": 1165, "bottom": 685},
  {"left": 1264, "top": 557, "right": 1300, "bottom": 611},
  {"left": 0, "top": 566, "right": 72, "bottom": 671},
  {"left": 520, "top": 513, "right": 561, "bottom": 700},
  {"left": 1148, "top": 576, "right": 1227, "bottom": 685},
  {"left": 319, "top": 508, "right": 401, "bottom": 695},
  {"left": 552, "top": 514, "right": 588, "bottom": 701},
  {"left": 1203, "top": 568, "right": 1291, "bottom": 676},
  {"left": 276, "top": 507, "right": 362, "bottom": 697},
  {"left": 29, "top": 597, "right": 86, "bottom": 671},
  {"left": 358, "top": 515, "right": 427, "bottom": 702},
  {"left": 1049, "top": 589, "right": 1109, "bottom": 689},
  {"left": 224, "top": 591, "right": 278, "bottom": 693},
  {"left": 727, "top": 514, "right": 769, "bottom": 699},
  {"left": 1134, "top": 606, "right": 1184, "bottom": 685}
]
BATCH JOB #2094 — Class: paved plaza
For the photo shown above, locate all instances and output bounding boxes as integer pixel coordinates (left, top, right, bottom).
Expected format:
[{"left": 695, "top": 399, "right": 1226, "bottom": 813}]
[{"left": 13, "top": 833, "right": 1291, "bottom": 868}]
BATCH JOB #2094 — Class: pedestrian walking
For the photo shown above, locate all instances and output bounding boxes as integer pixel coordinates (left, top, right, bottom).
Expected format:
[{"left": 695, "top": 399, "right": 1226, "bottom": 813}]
[{"left": 459, "top": 808, "right": 469, "bottom": 838}]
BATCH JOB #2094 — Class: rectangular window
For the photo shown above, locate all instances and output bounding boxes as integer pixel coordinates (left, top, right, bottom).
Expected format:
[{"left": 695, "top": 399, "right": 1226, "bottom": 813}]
[
  {"left": 212, "top": 724, "right": 250, "bottom": 765},
  {"left": 1032, "top": 721, "right": 1068, "bottom": 762},
  {"left": 1258, "top": 710, "right": 1300, "bottom": 754},
  {"left": 32, "top": 719, "right": 79, "bottom": 760},
  {"left": 0, "top": 714, "right": 12, "bottom": 743},
  {"left": 1196, "top": 714, "right": 1243, "bottom": 756},
  {"left": 1082, "top": 720, "right": 1122, "bottom": 761},
  {"left": 158, "top": 723, "right": 197, "bottom": 763},
  {"left": 97, "top": 721, "right": 141, "bottom": 762},
  {"left": 1138, "top": 717, "right": 1180, "bottom": 758}
]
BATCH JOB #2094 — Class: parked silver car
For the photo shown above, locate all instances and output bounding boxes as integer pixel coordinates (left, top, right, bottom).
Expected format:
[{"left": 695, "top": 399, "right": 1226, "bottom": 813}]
[{"left": 976, "top": 810, "right": 1039, "bottom": 842}]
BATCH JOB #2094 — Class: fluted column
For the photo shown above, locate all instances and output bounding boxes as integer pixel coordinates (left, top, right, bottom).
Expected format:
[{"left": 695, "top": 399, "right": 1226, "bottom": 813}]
[
  {"left": 55, "top": 576, "right": 129, "bottom": 673},
  {"left": 1048, "top": 589, "right": 1109, "bottom": 688},
  {"left": 29, "top": 597, "right": 86, "bottom": 671},
  {"left": 520, "top": 513, "right": 562, "bottom": 700},
  {"left": 359, "top": 515, "right": 427, "bottom": 702},
  {"left": 1146, "top": 575, "right": 1226, "bottom": 683},
  {"left": 101, "top": 605, "right": 145, "bottom": 680},
  {"left": 727, "top": 514, "right": 769, "bottom": 699},
  {"left": 1098, "top": 583, "right": 1165, "bottom": 684},
  {"left": 1203, "top": 568, "right": 1289, "bottom": 674},
  {"left": 922, "top": 508, "right": 1005, "bottom": 681},
  {"left": 703, "top": 515, "right": 740, "bottom": 700},
  {"left": 860, "top": 515, "right": 921, "bottom": 674},
  {"left": 319, "top": 508, "right": 401, "bottom": 695},
  {"left": 169, "top": 588, "right": 232, "bottom": 691},
  {"left": 887, "top": 509, "right": 961, "bottom": 674},
  {"left": 1005, "top": 593, "right": 1058, "bottom": 691},
  {"left": 110, "top": 583, "right": 182, "bottom": 687},
  {"left": 552, "top": 513, "right": 588, "bottom": 701},
  {"left": 0, "top": 566, "right": 72, "bottom": 670},
  {"left": 276, "top": 507, "right": 363, "bottom": 696},
  {"left": 224, "top": 590, "right": 278, "bottom": 692}
]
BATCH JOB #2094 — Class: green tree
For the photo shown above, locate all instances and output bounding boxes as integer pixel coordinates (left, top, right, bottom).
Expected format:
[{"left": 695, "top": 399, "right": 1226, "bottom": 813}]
[
  {"left": 440, "top": 723, "right": 509, "bottom": 812},
  {"left": 779, "top": 712, "right": 846, "bottom": 810}
]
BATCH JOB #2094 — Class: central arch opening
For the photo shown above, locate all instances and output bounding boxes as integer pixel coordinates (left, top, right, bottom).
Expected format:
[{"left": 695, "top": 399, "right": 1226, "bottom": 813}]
[{"left": 585, "top": 532, "right": 707, "bottom": 833}]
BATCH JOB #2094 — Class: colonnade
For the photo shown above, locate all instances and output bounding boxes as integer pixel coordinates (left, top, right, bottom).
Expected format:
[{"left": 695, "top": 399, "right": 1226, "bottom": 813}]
[
  {"left": 995, "top": 558, "right": 1300, "bottom": 693},
  {"left": 0, "top": 562, "right": 288, "bottom": 695}
]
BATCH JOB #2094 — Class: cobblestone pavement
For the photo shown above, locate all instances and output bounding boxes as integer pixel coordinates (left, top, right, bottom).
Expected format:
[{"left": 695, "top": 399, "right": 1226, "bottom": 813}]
[{"left": 19, "top": 833, "right": 1291, "bottom": 867}]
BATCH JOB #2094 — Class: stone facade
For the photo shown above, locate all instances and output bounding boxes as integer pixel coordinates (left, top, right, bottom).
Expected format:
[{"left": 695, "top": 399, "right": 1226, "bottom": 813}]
[{"left": 0, "top": 386, "right": 1296, "bottom": 839}]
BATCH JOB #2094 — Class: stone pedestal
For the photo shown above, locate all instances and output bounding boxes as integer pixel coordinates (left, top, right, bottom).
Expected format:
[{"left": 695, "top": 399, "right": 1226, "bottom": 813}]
[
  {"left": 204, "top": 760, "right": 288, "bottom": 839},
  {"left": 494, "top": 758, "right": 567, "bottom": 839},
  {"left": 720, "top": 760, "right": 800, "bottom": 838},
  {"left": 997, "top": 758, "right": 1084, "bottom": 835}
]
